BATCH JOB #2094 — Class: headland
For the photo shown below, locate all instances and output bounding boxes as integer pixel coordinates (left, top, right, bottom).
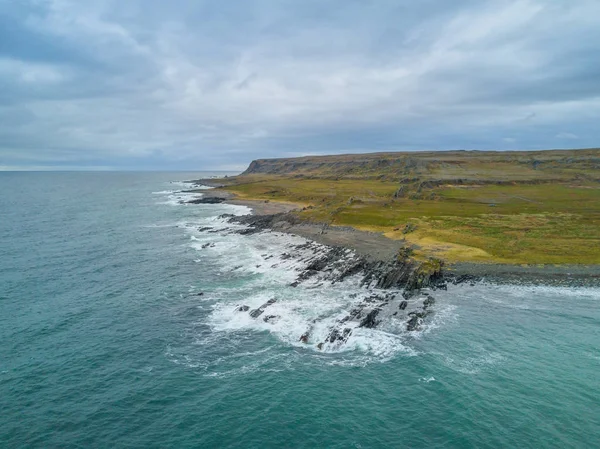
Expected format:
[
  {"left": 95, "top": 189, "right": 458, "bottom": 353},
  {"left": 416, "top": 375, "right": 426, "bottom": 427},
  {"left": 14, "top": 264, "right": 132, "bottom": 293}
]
[{"left": 189, "top": 148, "right": 600, "bottom": 285}]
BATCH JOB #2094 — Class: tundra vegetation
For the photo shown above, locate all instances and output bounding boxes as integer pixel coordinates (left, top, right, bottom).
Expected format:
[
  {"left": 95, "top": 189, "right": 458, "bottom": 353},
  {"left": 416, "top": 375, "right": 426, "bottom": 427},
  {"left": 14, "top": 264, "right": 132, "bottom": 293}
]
[{"left": 215, "top": 149, "right": 600, "bottom": 265}]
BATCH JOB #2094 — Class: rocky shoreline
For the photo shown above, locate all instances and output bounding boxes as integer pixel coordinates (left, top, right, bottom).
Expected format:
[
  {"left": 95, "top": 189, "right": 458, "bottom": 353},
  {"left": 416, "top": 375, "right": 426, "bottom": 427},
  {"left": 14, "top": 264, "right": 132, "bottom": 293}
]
[
  {"left": 191, "top": 184, "right": 599, "bottom": 276},
  {"left": 183, "top": 184, "right": 599, "bottom": 349},
  {"left": 186, "top": 181, "right": 600, "bottom": 279},
  {"left": 183, "top": 181, "right": 458, "bottom": 346},
  {"left": 216, "top": 211, "right": 469, "bottom": 347}
]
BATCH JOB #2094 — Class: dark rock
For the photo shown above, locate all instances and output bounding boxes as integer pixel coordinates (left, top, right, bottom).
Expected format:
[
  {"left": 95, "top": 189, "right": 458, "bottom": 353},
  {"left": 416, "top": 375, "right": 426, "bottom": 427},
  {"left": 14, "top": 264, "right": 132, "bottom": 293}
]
[
  {"left": 423, "top": 295, "right": 436, "bottom": 308},
  {"left": 236, "top": 305, "right": 250, "bottom": 312},
  {"left": 327, "top": 328, "right": 341, "bottom": 343},
  {"left": 359, "top": 308, "right": 381, "bottom": 329},
  {"left": 249, "top": 309, "right": 263, "bottom": 318},
  {"left": 187, "top": 197, "right": 226, "bottom": 204},
  {"left": 452, "top": 274, "right": 480, "bottom": 285},
  {"left": 196, "top": 292, "right": 204, "bottom": 296},
  {"left": 224, "top": 211, "right": 450, "bottom": 336},
  {"left": 249, "top": 298, "right": 277, "bottom": 318},
  {"left": 407, "top": 315, "right": 421, "bottom": 331},
  {"left": 263, "top": 315, "right": 280, "bottom": 323}
]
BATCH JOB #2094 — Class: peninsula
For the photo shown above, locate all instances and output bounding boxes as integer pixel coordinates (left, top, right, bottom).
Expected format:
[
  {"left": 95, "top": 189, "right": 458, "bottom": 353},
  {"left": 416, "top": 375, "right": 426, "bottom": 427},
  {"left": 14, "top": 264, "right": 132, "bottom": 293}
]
[{"left": 192, "top": 148, "right": 600, "bottom": 277}]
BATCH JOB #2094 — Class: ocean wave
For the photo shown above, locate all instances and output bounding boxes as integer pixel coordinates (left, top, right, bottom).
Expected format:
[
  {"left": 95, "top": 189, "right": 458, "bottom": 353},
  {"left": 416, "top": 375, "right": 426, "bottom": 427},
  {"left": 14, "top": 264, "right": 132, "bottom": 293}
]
[{"left": 160, "top": 179, "right": 455, "bottom": 367}]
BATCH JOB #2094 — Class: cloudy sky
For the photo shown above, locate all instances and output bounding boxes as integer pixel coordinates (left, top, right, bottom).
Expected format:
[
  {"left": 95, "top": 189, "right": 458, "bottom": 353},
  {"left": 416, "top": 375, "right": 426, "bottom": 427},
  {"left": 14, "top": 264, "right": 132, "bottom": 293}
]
[{"left": 1, "top": 0, "right": 599, "bottom": 170}]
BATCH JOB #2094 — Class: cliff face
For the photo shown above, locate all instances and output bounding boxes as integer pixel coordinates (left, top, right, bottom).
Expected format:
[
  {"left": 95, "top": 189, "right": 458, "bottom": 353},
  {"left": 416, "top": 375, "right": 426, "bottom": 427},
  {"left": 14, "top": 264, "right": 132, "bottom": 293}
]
[
  {"left": 241, "top": 153, "right": 432, "bottom": 176},
  {"left": 241, "top": 158, "right": 332, "bottom": 175},
  {"left": 201, "top": 148, "right": 600, "bottom": 266},
  {"left": 240, "top": 149, "right": 600, "bottom": 182}
]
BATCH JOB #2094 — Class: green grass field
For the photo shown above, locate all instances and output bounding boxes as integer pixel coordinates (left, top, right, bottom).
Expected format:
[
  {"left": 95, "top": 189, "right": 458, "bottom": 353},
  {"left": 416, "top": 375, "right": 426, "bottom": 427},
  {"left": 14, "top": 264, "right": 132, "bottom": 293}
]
[{"left": 215, "top": 150, "right": 600, "bottom": 264}]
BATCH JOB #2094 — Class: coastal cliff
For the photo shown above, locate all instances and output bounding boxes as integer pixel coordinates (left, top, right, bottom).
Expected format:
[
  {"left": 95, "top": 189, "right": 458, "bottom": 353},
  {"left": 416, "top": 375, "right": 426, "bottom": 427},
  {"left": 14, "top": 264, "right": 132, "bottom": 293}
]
[
  {"left": 195, "top": 148, "right": 600, "bottom": 266},
  {"left": 185, "top": 148, "right": 600, "bottom": 346},
  {"left": 241, "top": 149, "right": 600, "bottom": 182}
]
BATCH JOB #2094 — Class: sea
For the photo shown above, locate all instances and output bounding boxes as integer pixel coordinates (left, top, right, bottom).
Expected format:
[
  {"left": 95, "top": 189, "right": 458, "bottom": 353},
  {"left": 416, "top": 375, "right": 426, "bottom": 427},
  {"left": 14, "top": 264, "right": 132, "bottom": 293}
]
[{"left": 1, "top": 172, "right": 599, "bottom": 448}]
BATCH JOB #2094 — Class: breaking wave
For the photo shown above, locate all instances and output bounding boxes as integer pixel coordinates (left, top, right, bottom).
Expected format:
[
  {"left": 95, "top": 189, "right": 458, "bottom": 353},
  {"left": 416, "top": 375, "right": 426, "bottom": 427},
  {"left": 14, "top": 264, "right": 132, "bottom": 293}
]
[{"left": 152, "top": 182, "right": 456, "bottom": 368}]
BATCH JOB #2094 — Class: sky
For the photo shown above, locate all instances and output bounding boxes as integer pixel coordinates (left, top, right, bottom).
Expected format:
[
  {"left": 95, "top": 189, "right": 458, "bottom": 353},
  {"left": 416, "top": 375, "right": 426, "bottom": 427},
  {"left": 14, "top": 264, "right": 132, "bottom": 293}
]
[{"left": 0, "top": 0, "right": 599, "bottom": 171}]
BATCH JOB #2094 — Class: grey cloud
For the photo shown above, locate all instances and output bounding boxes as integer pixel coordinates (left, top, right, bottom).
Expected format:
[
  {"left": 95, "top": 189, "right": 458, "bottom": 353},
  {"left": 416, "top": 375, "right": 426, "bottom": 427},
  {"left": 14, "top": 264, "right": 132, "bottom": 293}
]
[{"left": 0, "top": 0, "right": 599, "bottom": 170}]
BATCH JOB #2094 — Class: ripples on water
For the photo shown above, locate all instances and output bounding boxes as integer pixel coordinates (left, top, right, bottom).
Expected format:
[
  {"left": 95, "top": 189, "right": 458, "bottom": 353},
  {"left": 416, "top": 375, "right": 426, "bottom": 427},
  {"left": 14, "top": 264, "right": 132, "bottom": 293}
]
[{"left": 1, "top": 172, "right": 598, "bottom": 448}]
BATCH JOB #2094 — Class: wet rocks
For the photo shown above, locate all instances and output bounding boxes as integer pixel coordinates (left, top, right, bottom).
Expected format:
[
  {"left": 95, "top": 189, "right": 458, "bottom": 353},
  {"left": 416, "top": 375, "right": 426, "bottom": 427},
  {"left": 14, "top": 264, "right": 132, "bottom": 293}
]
[
  {"left": 406, "top": 315, "right": 422, "bottom": 332},
  {"left": 406, "top": 305, "right": 431, "bottom": 331},
  {"left": 224, "top": 211, "right": 448, "bottom": 343},
  {"left": 450, "top": 274, "right": 481, "bottom": 286},
  {"left": 249, "top": 298, "right": 277, "bottom": 318},
  {"left": 359, "top": 308, "right": 381, "bottom": 328},
  {"left": 423, "top": 295, "right": 435, "bottom": 308},
  {"left": 187, "top": 197, "right": 226, "bottom": 204},
  {"left": 236, "top": 305, "right": 249, "bottom": 312},
  {"left": 326, "top": 327, "right": 353, "bottom": 344},
  {"left": 228, "top": 212, "right": 305, "bottom": 235}
]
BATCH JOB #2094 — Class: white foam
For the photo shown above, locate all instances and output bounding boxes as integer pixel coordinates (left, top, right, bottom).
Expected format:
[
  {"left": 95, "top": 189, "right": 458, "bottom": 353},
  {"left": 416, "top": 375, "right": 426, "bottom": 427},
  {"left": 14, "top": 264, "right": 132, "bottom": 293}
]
[
  {"left": 435, "top": 283, "right": 600, "bottom": 315},
  {"left": 151, "top": 190, "right": 180, "bottom": 195},
  {"left": 419, "top": 376, "right": 436, "bottom": 383},
  {"left": 168, "top": 180, "right": 209, "bottom": 188},
  {"left": 184, "top": 217, "right": 437, "bottom": 362},
  {"left": 208, "top": 275, "right": 422, "bottom": 362},
  {"left": 157, "top": 177, "right": 450, "bottom": 366},
  {"left": 496, "top": 284, "right": 600, "bottom": 300},
  {"left": 156, "top": 191, "right": 199, "bottom": 206},
  {"left": 152, "top": 180, "right": 226, "bottom": 207}
]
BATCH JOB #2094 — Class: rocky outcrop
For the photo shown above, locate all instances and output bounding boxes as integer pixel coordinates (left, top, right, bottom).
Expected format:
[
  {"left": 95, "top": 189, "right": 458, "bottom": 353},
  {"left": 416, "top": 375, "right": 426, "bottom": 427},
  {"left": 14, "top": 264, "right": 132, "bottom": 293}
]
[
  {"left": 186, "top": 197, "right": 226, "bottom": 204},
  {"left": 228, "top": 211, "right": 452, "bottom": 347},
  {"left": 249, "top": 298, "right": 277, "bottom": 318}
]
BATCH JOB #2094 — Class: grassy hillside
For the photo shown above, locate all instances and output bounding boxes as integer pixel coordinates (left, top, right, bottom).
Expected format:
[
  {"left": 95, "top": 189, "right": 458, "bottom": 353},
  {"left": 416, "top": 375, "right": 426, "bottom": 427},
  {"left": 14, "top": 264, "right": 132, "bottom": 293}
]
[{"left": 215, "top": 149, "right": 600, "bottom": 265}]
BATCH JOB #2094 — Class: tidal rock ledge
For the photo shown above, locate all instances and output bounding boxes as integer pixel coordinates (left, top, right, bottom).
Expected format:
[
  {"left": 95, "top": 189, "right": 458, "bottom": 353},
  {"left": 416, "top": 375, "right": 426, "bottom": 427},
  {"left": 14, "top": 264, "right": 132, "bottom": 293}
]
[{"left": 225, "top": 212, "right": 463, "bottom": 348}]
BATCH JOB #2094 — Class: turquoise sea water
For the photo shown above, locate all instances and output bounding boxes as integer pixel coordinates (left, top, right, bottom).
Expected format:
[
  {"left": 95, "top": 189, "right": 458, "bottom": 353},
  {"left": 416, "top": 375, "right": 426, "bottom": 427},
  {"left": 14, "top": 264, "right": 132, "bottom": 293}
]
[{"left": 1, "top": 172, "right": 599, "bottom": 448}]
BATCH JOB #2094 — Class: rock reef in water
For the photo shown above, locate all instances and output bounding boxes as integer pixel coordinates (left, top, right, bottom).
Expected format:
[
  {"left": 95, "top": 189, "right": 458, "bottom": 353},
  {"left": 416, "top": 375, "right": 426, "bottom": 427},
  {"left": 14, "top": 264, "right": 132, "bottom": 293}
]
[
  {"left": 226, "top": 211, "right": 475, "bottom": 349},
  {"left": 186, "top": 197, "right": 226, "bottom": 204}
]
